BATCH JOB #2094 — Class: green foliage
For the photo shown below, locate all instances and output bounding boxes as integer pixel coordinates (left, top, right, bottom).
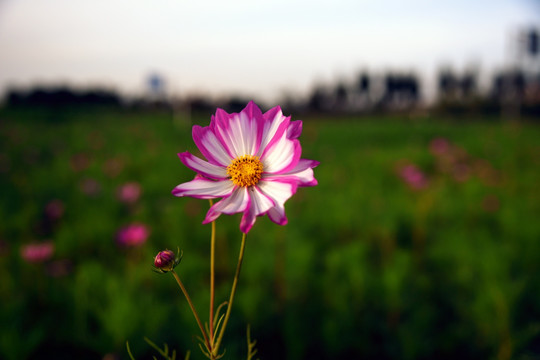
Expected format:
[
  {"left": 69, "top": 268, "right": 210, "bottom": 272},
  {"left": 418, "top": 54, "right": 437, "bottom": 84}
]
[{"left": 0, "top": 108, "right": 539, "bottom": 359}]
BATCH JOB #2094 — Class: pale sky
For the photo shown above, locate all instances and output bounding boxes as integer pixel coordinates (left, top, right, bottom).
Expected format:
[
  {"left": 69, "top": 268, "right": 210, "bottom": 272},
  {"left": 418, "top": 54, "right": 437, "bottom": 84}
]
[{"left": 0, "top": 0, "right": 539, "bottom": 102}]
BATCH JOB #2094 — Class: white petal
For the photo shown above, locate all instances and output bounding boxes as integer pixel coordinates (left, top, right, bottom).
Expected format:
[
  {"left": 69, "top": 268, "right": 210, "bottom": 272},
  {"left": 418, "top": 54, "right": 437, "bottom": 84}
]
[
  {"left": 180, "top": 153, "right": 227, "bottom": 179},
  {"left": 240, "top": 186, "right": 275, "bottom": 233},
  {"left": 204, "top": 187, "right": 249, "bottom": 224},
  {"left": 258, "top": 180, "right": 295, "bottom": 206},
  {"left": 214, "top": 108, "right": 260, "bottom": 158},
  {"left": 228, "top": 113, "right": 257, "bottom": 156},
  {"left": 267, "top": 203, "right": 287, "bottom": 225},
  {"left": 266, "top": 159, "right": 318, "bottom": 186},
  {"left": 248, "top": 186, "right": 275, "bottom": 216},
  {"left": 287, "top": 120, "right": 303, "bottom": 139},
  {"left": 261, "top": 134, "right": 297, "bottom": 173},
  {"left": 258, "top": 180, "right": 295, "bottom": 226},
  {"left": 239, "top": 112, "right": 258, "bottom": 155},
  {"left": 286, "top": 167, "right": 317, "bottom": 186},
  {"left": 198, "top": 129, "right": 233, "bottom": 166},
  {"left": 259, "top": 110, "right": 286, "bottom": 152},
  {"left": 172, "top": 178, "right": 234, "bottom": 199}
]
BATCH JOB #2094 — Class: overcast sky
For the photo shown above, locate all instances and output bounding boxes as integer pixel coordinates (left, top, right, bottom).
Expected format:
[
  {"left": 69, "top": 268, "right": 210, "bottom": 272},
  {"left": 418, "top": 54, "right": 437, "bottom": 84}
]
[{"left": 0, "top": 0, "right": 539, "bottom": 102}]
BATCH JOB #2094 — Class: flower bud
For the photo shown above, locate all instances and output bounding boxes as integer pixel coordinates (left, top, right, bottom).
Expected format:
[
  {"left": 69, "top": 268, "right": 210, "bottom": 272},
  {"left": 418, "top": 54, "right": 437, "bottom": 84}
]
[{"left": 153, "top": 249, "right": 177, "bottom": 273}]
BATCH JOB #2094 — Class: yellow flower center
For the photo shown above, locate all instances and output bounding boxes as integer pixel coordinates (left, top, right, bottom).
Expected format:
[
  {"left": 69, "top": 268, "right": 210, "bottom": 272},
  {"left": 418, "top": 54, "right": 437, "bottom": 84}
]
[{"left": 226, "top": 155, "right": 263, "bottom": 187}]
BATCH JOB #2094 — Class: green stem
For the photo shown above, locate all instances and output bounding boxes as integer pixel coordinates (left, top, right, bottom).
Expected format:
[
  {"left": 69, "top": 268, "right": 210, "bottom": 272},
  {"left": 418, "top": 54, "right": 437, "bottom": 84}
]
[
  {"left": 209, "top": 199, "right": 216, "bottom": 344},
  {"left": 212, "top": 232, "right": 248, "bottom": 357},
  {"left": 171, "top": 270, "right": 212, "bottom": 355}
]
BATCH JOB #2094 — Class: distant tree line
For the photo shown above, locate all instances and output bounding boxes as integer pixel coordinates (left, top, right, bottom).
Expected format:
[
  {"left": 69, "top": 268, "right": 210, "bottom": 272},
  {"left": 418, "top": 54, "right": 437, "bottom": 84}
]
[
  {"left": 436, "top": 68, "right": 540, "bottom": 118},
  {"left": 3, "top": 29, "right": 539, "bottom": 119},
  {"left": 303, "top": 72, "right": 421, "bottom": 114},
  {"left": 5, "top": 86, "right": 122, "bottom": 109},
  {"left": 3, "top": 71, "right": 539, "bottom": 119},
  {"left": 295, "top": 28, "right": 540, "bottom": 118}
]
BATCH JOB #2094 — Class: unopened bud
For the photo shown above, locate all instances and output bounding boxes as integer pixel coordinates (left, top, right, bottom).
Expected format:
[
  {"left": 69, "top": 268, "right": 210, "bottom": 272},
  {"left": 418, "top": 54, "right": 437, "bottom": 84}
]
[{"left": 153, "top": 248, "right": 182, "bottom": 273}]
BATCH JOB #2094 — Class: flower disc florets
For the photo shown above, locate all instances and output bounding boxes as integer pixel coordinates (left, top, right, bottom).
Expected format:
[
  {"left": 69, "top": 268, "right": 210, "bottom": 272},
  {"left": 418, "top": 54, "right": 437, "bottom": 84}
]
[
  {"left": 172, "top": 101, "right": 319, "bottom": 233},
  {"left": 227, "top": 155, "right": 263, "bottom": 187}
]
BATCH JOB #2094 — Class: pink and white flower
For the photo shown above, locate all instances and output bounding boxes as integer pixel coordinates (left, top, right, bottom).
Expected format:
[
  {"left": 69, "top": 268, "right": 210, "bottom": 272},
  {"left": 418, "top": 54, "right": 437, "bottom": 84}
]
[{"left": 172, "top": 101, "right": 319, "bottom": 233}]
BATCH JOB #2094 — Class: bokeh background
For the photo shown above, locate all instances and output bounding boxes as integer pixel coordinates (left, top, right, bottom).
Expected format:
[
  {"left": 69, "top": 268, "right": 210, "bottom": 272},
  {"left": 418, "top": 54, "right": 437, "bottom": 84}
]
[{"left": 1, "top": 0, "right": 540, "bottom": 359}]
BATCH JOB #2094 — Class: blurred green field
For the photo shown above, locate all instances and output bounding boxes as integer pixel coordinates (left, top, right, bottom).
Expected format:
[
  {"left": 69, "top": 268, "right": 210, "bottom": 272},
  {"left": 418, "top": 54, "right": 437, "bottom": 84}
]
[{"left": 1, "top": 107, "right": 539, "bottom": 360}]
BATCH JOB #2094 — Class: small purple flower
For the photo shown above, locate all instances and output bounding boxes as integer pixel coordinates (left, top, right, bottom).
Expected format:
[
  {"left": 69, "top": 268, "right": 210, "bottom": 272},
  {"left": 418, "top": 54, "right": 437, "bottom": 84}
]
[
  {"left": 399, "top": 164, "right": 428, "bottom": 190},
  {"left": 116, "top": 223, "right": 150, "bottom": 247},
  {"left": 116, "top": 182, "right": 142, "bottom": 204},
  {"left": 20, "top": 242, "right": 54, "bottom": 263}
]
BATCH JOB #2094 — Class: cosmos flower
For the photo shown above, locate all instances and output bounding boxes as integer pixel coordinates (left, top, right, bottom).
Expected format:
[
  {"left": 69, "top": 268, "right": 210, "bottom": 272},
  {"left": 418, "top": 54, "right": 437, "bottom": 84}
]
[
  {"left": 116, "top": 223, "right": 150, "bottom": 247},
  {"left": 172, "top": 101, "right": 319, "bottom": 233},
  {"left": 399, "top": 164, "right": 428, "bottom": 190},
  {"left": 20, "top": 242, "right": 54, "bottom": 263},
  {"left": 116, "top": 182, "right": 142, "bottom": 204}
]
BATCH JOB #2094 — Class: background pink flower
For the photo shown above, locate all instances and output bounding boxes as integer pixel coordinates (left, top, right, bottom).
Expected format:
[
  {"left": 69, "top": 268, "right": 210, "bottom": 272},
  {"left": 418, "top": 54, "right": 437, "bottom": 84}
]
[
  {"left": 20, "top": 242, "right": 54, "bottom": 263},
  {"left": 116, "top": 223, "right": 149, "bottom": 247},
  {"left": 429, "top": 137, "right": 451, "bottom": 156},
  {"left": 399, "top": 164, "right": 428, "bottom": 190},
  {"left": 116, "top": 182, "right": 142, "bottom": 204}
]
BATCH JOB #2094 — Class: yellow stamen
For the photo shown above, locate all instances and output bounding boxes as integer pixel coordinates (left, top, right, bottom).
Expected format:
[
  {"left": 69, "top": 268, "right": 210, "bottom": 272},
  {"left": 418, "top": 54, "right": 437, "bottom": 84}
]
[{"left": 226, "top": 155, "right": 263, "bottom": 187}]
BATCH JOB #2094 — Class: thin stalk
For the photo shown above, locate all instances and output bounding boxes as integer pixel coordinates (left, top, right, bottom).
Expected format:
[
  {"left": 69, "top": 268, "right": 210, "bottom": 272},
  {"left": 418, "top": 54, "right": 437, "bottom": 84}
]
[
  {"left": 171, "top": 270, "right": 212, "bottom": 355},
  {"left": 212, "top": 232, "right": 247, "bottom": 357},
  {"left": 209, "top": 199, "right": 216, "bottom": 344}
]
